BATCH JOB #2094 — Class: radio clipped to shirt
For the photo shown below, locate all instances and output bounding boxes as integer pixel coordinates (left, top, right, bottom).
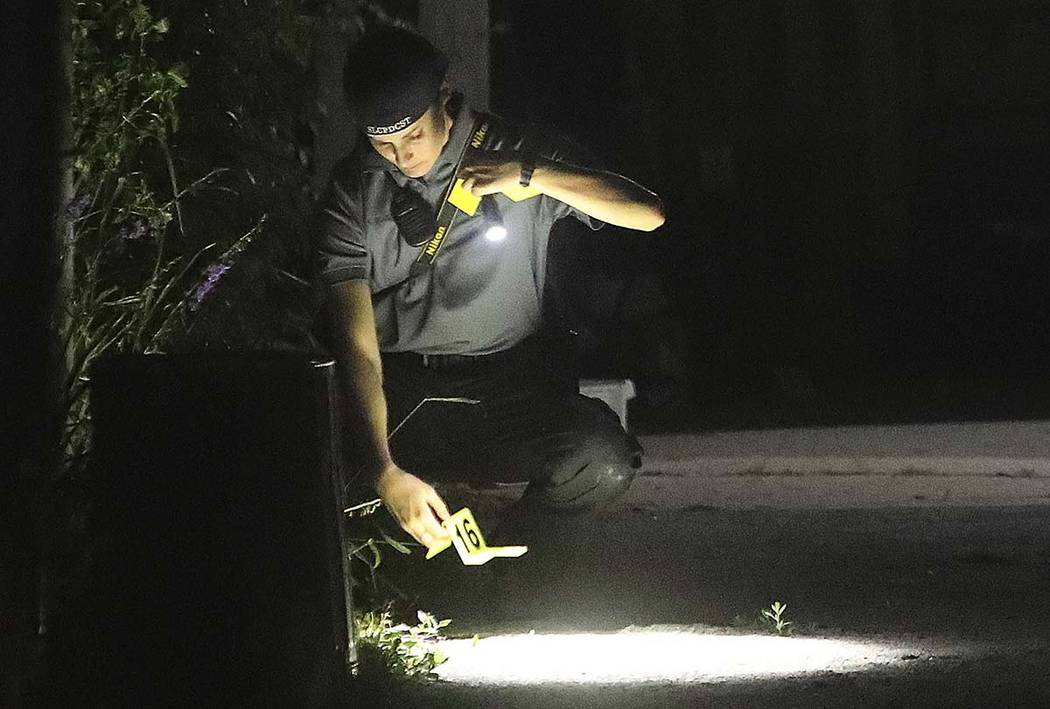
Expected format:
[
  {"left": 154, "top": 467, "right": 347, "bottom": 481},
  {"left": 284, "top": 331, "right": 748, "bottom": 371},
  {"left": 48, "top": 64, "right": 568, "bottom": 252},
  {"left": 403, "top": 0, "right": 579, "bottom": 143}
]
[{"left": 426, "top": 507, "right": 528, "bottom": 565}]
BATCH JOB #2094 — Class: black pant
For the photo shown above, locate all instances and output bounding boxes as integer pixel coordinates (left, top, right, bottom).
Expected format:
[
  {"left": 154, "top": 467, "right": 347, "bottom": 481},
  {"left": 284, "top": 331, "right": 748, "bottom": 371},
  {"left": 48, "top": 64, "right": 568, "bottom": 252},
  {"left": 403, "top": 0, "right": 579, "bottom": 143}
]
[{"left": 381, "top": 338, "right": 642, "bottom": 516}]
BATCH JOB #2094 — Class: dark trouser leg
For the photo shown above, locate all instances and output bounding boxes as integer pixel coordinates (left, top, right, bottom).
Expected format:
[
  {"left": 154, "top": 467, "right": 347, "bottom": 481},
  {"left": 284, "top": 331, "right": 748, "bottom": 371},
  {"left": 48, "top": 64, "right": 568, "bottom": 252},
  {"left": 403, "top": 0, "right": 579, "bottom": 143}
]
[
  {"left": 381, "top": 350, "right": 641, "bottom": 527},
  {"left": 446, "top": 363, "right": 641, "bottom": 576},
  {"left": 464, "top": 385, "right": 641, "bottom": 619},
  {"left": 379, "top": 350, "right": 641, "bottom": 618},
  {"left": 475, "top": 393, "right": 640, "bottom": 535},
  {"left": 382, "top": 350, "right": 642, "bottom": 511}
]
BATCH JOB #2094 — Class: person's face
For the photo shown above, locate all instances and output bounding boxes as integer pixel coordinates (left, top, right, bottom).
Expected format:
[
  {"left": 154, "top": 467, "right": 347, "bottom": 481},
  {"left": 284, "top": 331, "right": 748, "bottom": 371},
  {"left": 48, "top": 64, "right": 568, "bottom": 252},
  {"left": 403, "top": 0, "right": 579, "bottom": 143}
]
[{"left": 367, "top": 103, "right": 452, "bottom": 179}]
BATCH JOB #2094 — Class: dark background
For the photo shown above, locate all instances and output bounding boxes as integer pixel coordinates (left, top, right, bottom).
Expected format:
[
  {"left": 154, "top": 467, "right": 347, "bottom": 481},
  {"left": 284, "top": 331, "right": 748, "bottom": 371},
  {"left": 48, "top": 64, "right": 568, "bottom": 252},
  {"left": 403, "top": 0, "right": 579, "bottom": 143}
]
[
  {"left": 6, "top": 0, "right": 1050, "bottom": 443},
  {"left": 481, "top": 0, "right": 1050, "bottom": 431},
  {"left": 1, "top": 0, "right": 63, "bottom": 640}
]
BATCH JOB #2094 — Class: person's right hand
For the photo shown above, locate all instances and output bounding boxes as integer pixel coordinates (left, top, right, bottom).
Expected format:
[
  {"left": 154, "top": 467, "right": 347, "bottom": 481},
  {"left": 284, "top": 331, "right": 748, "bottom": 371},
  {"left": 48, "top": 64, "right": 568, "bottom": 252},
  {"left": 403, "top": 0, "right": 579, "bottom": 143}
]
[{"left": 375, "top": 464, "right": 451, "bottom": 551}]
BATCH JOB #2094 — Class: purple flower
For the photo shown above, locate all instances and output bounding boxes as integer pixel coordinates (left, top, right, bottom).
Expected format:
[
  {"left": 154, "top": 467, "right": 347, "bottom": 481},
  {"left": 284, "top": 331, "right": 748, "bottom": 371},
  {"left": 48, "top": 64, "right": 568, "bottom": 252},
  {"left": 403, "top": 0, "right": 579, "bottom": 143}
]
[
  {"left": 204, "top": 263, "right": 229, "bottom": 283},
  {"left": 189, "top": 263, "right": 230, "bottom": 312}
]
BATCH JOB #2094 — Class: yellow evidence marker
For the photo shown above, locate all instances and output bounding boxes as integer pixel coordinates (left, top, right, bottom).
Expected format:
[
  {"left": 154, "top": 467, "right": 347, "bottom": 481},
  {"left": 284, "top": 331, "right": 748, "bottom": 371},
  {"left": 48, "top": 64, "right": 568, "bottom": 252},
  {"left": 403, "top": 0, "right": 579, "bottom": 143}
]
[
  {"left": 425, "top": 507, "right": 528, "bottom": 565},
  {"left": 448, "top": 179, "right": 541, "bottom": 217}
]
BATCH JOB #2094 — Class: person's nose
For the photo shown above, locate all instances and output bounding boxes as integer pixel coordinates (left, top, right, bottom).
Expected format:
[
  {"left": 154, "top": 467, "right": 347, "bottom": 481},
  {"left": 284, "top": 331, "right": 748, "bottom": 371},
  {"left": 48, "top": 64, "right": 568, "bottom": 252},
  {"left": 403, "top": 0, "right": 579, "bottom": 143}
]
[{"left": 394, "top": 145, "right": 415, "bottom": 170}]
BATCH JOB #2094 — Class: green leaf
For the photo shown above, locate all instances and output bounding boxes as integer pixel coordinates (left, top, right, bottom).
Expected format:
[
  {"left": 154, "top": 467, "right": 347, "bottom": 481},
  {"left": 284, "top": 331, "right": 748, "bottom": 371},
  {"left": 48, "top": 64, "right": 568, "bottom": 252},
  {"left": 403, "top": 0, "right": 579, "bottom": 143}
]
[
  {"left": 384, "top": 535, "right": 412, "bottom": 555},
  {"left": 168, "top": 68, "right": 187, "bottom": 89},
  {"left": 366, "top": 539, "right": 382, "bottom": 569}
]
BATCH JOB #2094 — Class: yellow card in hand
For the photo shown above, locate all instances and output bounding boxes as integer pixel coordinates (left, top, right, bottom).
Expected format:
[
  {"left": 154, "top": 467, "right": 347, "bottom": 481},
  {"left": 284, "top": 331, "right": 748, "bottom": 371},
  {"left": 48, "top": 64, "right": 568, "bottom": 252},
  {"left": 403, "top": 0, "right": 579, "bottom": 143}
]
[
  {"left": 447, "top": 179, "right": 542, "bottom": 217},
  {"left": 448, "top": 180, "right": 481, "bottom": 216},
  {"left": 425, "top": 507, "right": 528, "bottom": 565}
]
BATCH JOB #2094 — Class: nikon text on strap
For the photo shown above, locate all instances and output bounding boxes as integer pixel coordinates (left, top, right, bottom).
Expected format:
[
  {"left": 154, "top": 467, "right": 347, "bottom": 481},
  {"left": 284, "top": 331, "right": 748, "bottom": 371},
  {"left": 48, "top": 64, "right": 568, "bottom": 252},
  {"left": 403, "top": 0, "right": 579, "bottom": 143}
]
[{"left": 409, "top": 113, "right": 492, "bottom": 275}]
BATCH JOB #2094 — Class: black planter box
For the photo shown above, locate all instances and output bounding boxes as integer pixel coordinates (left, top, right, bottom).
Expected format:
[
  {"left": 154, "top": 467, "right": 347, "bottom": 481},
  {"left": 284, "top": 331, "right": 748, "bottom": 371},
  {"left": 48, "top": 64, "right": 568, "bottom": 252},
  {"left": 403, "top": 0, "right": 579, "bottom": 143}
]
[{"left": 88, "top": 352, "right": 355, "bottom": 708}]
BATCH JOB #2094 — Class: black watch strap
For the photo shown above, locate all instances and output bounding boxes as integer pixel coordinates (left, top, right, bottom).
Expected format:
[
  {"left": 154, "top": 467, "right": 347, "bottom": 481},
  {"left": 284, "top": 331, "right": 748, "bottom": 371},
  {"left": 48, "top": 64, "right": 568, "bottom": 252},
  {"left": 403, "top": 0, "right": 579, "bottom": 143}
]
[{"left": 519, "top": 156, "right": 536, "bottom": 187}]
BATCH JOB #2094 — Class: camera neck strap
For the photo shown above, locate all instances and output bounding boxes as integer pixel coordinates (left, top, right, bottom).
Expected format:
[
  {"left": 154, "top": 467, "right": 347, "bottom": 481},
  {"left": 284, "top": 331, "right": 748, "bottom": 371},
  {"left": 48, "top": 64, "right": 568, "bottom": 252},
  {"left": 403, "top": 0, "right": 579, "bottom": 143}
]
[{"left": 409, "top": 112, "right": 493, "bottom": 275}]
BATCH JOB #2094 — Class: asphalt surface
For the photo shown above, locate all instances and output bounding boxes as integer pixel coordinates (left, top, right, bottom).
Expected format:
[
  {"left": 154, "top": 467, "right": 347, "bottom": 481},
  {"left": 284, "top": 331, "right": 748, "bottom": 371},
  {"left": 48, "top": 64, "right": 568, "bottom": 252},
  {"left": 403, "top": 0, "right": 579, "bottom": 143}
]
[
  {"left": 368, "top": 500, "right": 1050, "bottom": 708},
  {"left": 361, "top": 422, "right": 1050, "bottom": 707}
]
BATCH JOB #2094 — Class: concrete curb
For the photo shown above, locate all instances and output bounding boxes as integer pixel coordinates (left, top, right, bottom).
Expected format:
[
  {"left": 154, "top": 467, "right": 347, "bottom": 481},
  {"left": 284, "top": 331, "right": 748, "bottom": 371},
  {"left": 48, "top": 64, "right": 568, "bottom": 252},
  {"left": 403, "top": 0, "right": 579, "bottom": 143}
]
[
  {"left": 623, "top": 473, "right": 1050, "bottom": 509},
  {"left": 637, "top": 421, "right": 1050, "bottom": 478},
  {"left": 454, "top": 421, "right": 1050, "bottom": 510}
]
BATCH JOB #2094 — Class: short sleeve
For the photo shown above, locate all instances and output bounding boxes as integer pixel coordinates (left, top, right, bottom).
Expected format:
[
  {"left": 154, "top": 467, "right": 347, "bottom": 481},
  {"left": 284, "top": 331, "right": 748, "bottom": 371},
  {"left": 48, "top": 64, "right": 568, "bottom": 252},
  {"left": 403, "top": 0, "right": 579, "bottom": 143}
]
[
  {"left": 535, "top": 127, "right": 606, "bottom": 231},
  {"left": 313, "top": 160, "right": 370, "bottom": 287},
  {"left": 544, "top": 195, "right": 605, "bottom": 231}
]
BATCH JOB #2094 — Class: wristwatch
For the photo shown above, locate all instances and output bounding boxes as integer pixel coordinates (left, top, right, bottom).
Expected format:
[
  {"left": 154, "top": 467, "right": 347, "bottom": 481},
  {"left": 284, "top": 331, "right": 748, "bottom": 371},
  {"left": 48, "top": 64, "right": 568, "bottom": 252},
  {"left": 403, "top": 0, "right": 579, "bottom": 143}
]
[{"left": 519, "top": 155, "right": 536, "bottom": 187}]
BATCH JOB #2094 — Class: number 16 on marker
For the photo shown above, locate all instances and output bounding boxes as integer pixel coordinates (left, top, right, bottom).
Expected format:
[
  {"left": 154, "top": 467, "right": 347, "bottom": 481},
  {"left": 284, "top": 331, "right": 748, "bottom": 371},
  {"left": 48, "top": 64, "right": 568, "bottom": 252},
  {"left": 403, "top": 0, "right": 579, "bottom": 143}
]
[{"left": 426, "top": 508, "right": 528, "bottom": 565}]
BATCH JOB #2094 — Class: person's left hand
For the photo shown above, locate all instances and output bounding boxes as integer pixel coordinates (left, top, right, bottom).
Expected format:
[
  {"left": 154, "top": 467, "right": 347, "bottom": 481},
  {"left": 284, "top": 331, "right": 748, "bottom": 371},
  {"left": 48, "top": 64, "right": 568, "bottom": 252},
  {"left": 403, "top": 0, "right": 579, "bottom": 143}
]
[{"left": 460, "top": 152, "right": 525, "bottom": 196}]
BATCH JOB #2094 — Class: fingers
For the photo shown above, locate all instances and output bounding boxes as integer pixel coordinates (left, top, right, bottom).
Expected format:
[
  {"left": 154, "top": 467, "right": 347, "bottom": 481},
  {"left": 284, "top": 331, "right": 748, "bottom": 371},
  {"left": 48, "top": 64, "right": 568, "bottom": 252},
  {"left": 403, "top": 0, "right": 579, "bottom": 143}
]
[
  {"left": 460, "top": 164, "right": 512, "bottom": 196},
  {"left": 428, "top": 489, "right": 451, "bottom": 521},
  {"left": 461, "top": 173, "right": 490, "bottom": 193},
  {"left": 407, "top": 506, "right": 449, "bottom": 549},
  {"left": 464, "top": 176, "right": 499, "bottom": 197},
  {"left": 401, "top": 490, "right": 449, "bottom": 548},
  {"left": 378, "top": 469, "right": 452, "bottom": 548}
]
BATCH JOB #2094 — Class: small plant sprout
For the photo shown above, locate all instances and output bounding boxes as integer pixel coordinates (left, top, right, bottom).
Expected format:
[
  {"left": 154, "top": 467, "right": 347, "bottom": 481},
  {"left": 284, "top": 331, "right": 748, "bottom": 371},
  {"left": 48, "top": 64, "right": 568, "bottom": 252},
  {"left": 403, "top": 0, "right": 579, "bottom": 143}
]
[{"left": 761, "top": 600, "right": 793, "bottom": 636}]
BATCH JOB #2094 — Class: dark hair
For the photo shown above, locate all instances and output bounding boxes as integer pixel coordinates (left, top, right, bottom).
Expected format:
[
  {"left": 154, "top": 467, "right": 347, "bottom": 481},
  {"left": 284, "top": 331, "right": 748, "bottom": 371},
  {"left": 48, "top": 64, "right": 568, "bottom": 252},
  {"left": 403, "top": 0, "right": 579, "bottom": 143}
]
[{"left": 343, "top": 25, "right": 448, "bottom": 133}]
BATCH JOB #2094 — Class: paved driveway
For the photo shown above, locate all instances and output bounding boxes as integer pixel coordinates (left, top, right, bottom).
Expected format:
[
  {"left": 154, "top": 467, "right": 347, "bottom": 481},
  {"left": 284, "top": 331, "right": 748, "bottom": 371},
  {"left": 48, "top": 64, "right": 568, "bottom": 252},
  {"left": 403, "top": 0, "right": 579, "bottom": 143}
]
[{"left": 368, "top": 423, "right": 1050, "bottom": 707}]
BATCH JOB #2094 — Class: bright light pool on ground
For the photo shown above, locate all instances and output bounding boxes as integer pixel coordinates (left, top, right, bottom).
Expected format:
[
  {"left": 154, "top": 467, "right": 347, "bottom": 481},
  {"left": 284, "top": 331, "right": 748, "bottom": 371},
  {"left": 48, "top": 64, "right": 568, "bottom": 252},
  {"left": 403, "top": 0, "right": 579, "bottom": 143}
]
[{"left": 434, "top": 626, "right": 966, "bottom": 685}]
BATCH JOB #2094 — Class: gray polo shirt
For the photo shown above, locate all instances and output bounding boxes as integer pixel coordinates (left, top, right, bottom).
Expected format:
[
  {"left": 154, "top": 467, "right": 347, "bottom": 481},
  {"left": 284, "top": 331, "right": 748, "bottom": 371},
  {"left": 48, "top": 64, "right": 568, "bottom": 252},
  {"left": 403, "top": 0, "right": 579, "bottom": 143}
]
[{"left": 313, "top": 103, "right": 601, "bottom": 355}]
